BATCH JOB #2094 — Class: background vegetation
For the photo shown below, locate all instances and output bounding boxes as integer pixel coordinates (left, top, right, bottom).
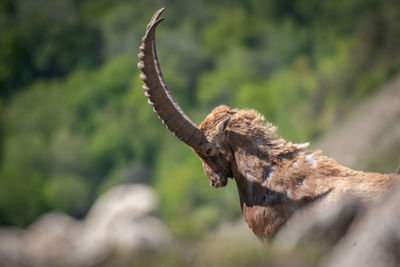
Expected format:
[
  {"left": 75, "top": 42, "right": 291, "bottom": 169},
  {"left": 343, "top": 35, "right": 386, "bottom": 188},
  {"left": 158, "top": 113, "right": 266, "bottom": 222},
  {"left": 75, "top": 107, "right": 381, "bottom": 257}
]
[{"left": 1, "top": 0, "right": 400, "bottom": 238}]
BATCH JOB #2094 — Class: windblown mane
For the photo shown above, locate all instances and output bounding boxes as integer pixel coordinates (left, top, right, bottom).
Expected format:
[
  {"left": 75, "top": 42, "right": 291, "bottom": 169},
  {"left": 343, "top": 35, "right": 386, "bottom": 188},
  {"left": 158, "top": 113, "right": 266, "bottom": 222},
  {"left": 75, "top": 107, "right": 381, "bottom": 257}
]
[{"left": 200, "top": 105, "right": 309, "bottom": 162}]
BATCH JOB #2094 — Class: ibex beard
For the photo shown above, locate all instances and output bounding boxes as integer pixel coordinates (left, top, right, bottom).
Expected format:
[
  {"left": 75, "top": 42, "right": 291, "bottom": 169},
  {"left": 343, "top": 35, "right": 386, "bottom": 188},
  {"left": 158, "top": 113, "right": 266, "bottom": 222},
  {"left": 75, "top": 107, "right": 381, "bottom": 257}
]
[{"left": 138, "top": 8, "right": 400, "bottom": 240}]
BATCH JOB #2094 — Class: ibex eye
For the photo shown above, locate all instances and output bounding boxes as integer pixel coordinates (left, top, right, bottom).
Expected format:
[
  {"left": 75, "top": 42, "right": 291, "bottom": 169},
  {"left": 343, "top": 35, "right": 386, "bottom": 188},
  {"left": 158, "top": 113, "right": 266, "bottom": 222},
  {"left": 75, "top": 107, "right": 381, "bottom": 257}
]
[{"left": 206, "top": 148, "right": 212, "bottom": 155}]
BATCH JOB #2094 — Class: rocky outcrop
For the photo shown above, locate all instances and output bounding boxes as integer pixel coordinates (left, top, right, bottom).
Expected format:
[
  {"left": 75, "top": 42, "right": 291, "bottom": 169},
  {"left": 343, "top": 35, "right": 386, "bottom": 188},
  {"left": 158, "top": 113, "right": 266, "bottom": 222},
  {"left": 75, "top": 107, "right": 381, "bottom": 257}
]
[
  {"left": 275, "top": 196, "right": 362, "bottom": 249},
  {"left": 0, "top": 184, "right": 170, "bottom": 267},
  {"left": 276, "top": 185, "right": 400, "bottom": 267},
  {"left": 323, "top": 185, "right": 400, "bottom": 267}
]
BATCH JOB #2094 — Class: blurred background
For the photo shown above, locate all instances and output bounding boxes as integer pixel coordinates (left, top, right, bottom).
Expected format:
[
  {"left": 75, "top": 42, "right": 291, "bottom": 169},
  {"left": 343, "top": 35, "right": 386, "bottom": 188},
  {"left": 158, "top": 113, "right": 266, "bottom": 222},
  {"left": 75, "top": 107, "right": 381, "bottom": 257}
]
[{"left": 0, "top": 0, "right": 400, "bottom": 266}]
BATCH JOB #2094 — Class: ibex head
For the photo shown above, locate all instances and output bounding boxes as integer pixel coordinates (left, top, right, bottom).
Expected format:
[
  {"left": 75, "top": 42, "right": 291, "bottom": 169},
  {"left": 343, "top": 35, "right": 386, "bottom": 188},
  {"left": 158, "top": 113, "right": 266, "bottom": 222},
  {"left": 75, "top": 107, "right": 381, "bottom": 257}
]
[
  {"left": 197, "top": 105, "right": 235, "bottom": 188},
  {"left": 138, "top": 8, "right": 234, "bottom": 188}
]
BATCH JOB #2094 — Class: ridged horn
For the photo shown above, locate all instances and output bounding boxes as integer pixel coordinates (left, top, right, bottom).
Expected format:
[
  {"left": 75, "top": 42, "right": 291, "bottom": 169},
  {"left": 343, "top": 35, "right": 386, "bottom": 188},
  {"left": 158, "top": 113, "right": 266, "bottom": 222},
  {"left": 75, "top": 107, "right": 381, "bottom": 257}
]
[{"left": 138, "top": 8, "right": 208, "bottom": 151}]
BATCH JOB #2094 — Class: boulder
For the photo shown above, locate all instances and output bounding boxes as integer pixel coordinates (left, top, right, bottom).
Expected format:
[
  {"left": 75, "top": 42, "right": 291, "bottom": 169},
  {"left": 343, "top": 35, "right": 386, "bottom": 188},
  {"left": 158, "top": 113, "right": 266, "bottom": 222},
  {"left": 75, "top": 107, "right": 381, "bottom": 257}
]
[
  {"left": 323, "top": 185, "right": 400, "bottom": 267},
  {"left": 24, "top": 212, "right": 84, "bottom": 266},
  {"left": 0, "top": 184, "right": 170, "bottom": 266},
  {"left": 80, "top": 184, "right": 170, "bottom": 261},
  {"left": 0, "top": 227, "right": 27, "bottom": 267}
]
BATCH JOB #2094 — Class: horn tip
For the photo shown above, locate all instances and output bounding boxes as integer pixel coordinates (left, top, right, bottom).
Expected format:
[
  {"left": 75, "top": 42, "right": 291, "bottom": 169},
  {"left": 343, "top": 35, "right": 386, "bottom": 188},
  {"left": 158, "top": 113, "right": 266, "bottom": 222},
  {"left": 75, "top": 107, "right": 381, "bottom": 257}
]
[
  {"left": 147, "top": 8, "right": 167, "bottom": 31},
  {"left": 154, "top": 8, "right": 166, "bottom": 20}
]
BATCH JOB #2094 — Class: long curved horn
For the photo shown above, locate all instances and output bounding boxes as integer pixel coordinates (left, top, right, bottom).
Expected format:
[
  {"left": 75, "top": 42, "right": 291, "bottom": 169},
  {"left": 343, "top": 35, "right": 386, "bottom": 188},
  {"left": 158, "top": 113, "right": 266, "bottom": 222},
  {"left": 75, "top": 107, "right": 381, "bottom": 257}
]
[{"left": 138, "top": 8, "right": 208, "bottom": 150}]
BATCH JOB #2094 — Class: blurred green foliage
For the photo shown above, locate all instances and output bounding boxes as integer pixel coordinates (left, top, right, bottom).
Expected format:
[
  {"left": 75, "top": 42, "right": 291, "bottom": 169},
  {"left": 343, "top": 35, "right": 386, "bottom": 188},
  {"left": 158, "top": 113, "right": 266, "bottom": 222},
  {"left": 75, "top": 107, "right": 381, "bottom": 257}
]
[{"left": 0, "top": 0, "right": 400, "bottom": 238}]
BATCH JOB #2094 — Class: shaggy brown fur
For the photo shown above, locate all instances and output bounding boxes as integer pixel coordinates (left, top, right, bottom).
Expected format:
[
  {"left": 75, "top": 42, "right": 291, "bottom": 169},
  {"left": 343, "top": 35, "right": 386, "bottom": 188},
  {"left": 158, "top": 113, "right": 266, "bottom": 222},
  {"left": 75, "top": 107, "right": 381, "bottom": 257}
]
[{"left": 197, "top": 105, "right": 400, "bottom": 240}]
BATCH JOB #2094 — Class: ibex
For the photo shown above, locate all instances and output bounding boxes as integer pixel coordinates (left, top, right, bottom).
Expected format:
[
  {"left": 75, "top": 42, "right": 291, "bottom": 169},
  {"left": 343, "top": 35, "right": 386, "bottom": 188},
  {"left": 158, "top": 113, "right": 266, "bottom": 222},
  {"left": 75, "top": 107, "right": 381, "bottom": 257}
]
[{"left": 138, "top": 8, "right": 400, "bottom": 240}]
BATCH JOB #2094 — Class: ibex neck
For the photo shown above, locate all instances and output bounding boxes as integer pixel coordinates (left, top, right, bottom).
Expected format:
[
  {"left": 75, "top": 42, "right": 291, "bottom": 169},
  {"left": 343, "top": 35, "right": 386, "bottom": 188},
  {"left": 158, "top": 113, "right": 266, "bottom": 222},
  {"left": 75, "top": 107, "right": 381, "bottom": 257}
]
[{"left": 231, "top": 148, "right": 356, "bottom": 239}]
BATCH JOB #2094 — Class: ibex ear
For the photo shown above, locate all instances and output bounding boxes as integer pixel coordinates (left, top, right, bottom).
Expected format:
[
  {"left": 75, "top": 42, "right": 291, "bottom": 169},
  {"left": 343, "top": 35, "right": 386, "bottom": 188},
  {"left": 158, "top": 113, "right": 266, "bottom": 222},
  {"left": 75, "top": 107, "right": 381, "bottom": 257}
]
[{"left": 216, "top": 117, "right": 231, "bottom": 136}]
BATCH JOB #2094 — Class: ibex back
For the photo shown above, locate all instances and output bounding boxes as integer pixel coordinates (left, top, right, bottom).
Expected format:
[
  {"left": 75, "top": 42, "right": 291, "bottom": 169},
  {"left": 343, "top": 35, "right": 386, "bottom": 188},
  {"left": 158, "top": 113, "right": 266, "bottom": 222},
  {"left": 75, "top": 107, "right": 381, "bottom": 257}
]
[{"left": 138, "top": 8, "right": 400, "bottom": 240}]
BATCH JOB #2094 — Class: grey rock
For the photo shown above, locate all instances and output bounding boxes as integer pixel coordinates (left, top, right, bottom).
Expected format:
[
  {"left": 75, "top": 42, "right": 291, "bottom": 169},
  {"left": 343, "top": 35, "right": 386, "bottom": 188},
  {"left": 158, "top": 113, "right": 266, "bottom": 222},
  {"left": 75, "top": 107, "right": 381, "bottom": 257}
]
[
  {"left": 0, "top": 184, "right": 170, "bottom": 267},
  {"left": 275, "top": 196, "right": 361, "bottom": 249},
  {"left": 323, "top": 185, "right": 400, "bottom": 267}
]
